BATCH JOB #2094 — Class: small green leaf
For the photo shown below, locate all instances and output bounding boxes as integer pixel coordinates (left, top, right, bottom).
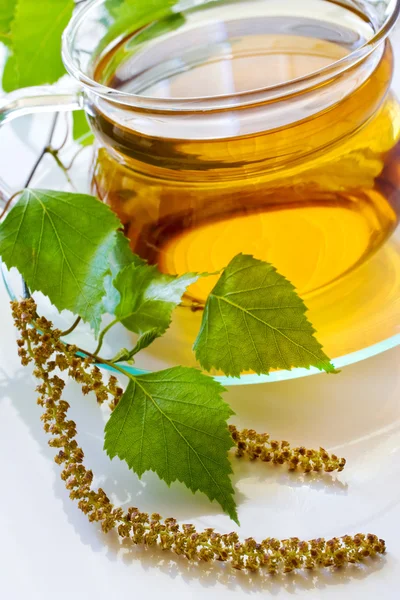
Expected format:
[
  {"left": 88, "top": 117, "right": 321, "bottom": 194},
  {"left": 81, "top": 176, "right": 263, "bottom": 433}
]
[
  {"left": 0, "top": 189, "right": 122, "bottom": 332},
  {"left": 2, "top": 52, "right": 18, "bottom": 91},
  {"left": 2, "top": 0, "right": 74, "bottom": 91},
  {"left": 194, "top": 254, "right": 335, "bottom": 377},
  {"left": 0, "top": 0, "right": 16, "bottom": 47},
  {"left": 102, "top": 232, "right": 145, "bottom": 314},
  {"left": 98, "top": 0, "right": 178, "bottom": 60},
  {"left": 117, "top": 0, "right": 178, "bottom": 22},
  {"left": 127, "top": 328, "right": 161, "bottom": 359},
  {"left": 104, "top": 367, "right": 238, "bottom": 522},
  {"left": 110, "top": 329, "right": 160, "bottom": 363},
  {"left": 105, "top": 0, "right": 124, "bottom": 17},
  {"left": 114, "top": 263, "right": 198, "bottom": 335},
  {"left": 131, "top": 328, "right": 160, "bottom": 353},
  {"left": 72, "top": 111, "right": 95, "bottom": 147},
  {"left": 124, "top": 12, "right": 185, "bottom": 49}
]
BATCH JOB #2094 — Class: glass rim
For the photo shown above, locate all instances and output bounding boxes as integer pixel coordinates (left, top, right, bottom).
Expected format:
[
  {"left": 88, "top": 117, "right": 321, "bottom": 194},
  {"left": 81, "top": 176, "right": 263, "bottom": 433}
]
[{"left": 62, "top": 0, "right": 400, "bottom": 111}]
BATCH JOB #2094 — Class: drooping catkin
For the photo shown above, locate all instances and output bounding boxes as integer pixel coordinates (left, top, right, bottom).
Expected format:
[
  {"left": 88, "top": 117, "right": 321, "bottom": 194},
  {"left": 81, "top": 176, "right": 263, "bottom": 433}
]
[{"left": 12, "top": 298, "right": 385, "bottom": 574}]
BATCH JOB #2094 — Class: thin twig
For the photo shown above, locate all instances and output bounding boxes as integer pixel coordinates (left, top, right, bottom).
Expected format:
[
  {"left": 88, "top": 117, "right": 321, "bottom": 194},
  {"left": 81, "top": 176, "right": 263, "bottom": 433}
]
[
  {"left": 22, "top": 280, "right": 31, "bottom": 300},
  {"left": 48, "top": 149, "right": 76, "bottom": 189},
  {"left": 179, "top": 300, "right": 205, "bottom": 312},
  {"left": 60, "top": 316, "right": 81, "bottom": 337},
  {"left": 24, "top": 113, "right": 59, "bottom": 188},
  {"left": 53, "top": 113, "right": 70, "bottom": 152},
  {"left": 93, "top": 318, "right": 119, "bottom": 356},
  {"left": 64, "top": 144, "right": 88, "bottom": 171},
  {"left": 0, "top": 190, "right": 22, "bottom": 220},
  {"left": 1, "top": 114, "right": 61, "bottom": 220}
]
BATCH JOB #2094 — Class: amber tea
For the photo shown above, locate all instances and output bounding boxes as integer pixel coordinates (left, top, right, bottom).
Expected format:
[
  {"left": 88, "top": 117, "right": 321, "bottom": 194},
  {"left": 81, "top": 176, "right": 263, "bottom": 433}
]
[{"left": 91, "top": 7, "right": 400, "bottom": 304}]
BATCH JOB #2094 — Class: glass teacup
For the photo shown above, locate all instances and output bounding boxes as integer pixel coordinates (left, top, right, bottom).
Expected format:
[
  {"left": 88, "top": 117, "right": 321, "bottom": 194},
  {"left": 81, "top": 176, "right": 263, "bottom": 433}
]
[
  {"left": 1, "top": 0, "right": 400, "bottom": 373},
  {"left": 78, "top": 0, "right": 400, "bottom": 302}
]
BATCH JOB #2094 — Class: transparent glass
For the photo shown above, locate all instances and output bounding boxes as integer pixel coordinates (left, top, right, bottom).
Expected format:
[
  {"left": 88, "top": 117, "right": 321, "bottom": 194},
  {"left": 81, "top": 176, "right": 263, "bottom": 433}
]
[{"left": 1, "top": 0, "right": 400, "bottom": 385}]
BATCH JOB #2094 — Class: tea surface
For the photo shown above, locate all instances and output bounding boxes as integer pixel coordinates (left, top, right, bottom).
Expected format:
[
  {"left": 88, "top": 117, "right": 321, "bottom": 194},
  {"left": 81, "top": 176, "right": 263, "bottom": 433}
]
[{"left": 92, "top": 11, "right": 400, "bottom": 303}]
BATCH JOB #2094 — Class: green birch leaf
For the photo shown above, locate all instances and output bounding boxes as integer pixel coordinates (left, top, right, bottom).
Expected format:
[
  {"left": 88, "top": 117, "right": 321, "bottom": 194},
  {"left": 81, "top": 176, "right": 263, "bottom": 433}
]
[
  {"left": 102, "top": 232, "right": 145, "bottom": 315},
  {"left": 0, "top": 189, "right": 122, "bottom": 332},
  {"left": 194, "top": 254, "right": 335, "bottom": 377},
  {"left": 113, "top": 263, "right": 198, "bottom": 335},
  {"left": 2, "top": 53, "right": 18, "bottom": 91},
  {"left": 104, "top": 366, "right": 238, "bottom": 523},
  {"left": 110, "top": 231, "right": 145, "bottom": 272},
  {"left": 72, "top": 111, "right": 95, "bottom": 147},
  {"left": 0, "top": 0, "right": 16, "bottom": 47},
  {"left": 3, "top": 0, "right": 74, "bottom": 91}
]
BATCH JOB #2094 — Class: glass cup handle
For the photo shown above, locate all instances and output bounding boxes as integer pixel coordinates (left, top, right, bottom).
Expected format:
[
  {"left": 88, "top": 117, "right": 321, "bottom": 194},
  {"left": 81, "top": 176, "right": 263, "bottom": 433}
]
[
  {"left": 0, "top": 85, "right": 82, "bottom": 126},
  {"left": 0, "top": 86, "right": 83, "bottom": 206}
]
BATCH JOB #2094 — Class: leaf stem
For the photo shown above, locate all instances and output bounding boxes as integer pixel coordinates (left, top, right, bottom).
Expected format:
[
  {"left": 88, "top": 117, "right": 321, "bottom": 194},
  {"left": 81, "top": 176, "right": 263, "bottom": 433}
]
[
  {"left": 108, "top": 349, "right": 131, "bottom": 364},
  {"left": 0, "top": 190, "right": 23, "bottom": 221},
  {"left": 64, "top": 145, "right": 87, "bottom": 170},
  {"left": 93, "top": 318, "right": 119, "bottom": 356},
  {"left": 179, "top": 300, "right": 205, "bottom": 312},
  {"left": 60, "top": 316, "right": 81, "bottom": 337},
  {"left": 71, "top": 342, "right": 135, "bottom": 381},
  {"left": 48, "top": 149, "right": 76, "bottom": 189},
  {"left": 53, "top": 113, "right": 70, "bottom": 152},
  {"left": 96, "top": 355, "right": 134, "bottom": 379}
]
